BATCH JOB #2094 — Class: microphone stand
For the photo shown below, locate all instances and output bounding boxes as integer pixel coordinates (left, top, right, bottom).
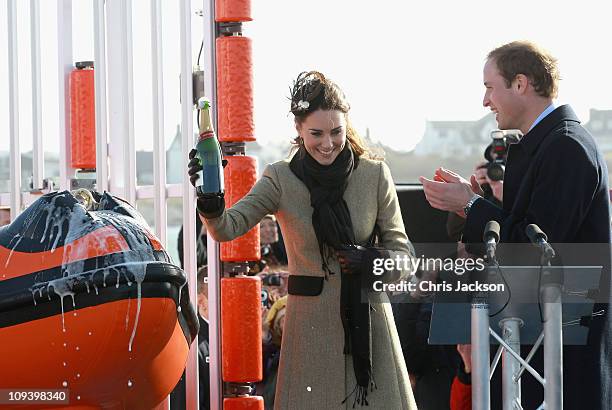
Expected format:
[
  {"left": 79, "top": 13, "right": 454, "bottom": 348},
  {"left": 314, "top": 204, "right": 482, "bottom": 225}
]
[
  {"left": 472, "top": 220, "right": 501, "bottom": 409},
  {"left": 472, "top": 252, "right": 493, "bottom": 410},
  {"left": 540, "top": 252, "right": 563, "bottom": 410}
]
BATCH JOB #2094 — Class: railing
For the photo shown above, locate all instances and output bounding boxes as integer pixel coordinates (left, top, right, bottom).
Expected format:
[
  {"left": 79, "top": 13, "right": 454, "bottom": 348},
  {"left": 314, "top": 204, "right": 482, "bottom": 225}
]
[{"left": 2, "top": 0, "right": 205, "bottom": 407}]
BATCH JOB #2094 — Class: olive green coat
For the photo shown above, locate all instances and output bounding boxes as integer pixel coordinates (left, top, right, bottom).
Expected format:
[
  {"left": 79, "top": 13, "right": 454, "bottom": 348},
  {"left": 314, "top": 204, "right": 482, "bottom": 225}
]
[{"left": 204, "top": 157, "right": 417, "bottom": 410}]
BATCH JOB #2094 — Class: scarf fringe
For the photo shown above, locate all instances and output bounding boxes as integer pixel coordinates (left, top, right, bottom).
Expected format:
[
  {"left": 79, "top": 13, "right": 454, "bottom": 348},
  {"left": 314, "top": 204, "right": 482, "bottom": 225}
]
[
  {"left": 342, "top": 384, "right": 370, "bottom": 408},
  {"left": 341, "top": 371, "right": 377, "bottom": 408}
]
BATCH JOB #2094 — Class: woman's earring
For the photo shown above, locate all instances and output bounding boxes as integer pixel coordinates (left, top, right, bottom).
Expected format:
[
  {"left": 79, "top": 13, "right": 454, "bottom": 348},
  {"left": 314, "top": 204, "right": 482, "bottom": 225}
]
[{"left": 298, "top": 136, "right": 304, "bottom": 145}]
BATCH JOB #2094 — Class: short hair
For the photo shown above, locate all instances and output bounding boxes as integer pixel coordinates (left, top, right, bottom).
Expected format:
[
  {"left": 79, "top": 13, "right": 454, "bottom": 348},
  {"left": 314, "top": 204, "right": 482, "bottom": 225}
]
[{"left": 488, "top": 41, "right": 560, "bottom": 98}]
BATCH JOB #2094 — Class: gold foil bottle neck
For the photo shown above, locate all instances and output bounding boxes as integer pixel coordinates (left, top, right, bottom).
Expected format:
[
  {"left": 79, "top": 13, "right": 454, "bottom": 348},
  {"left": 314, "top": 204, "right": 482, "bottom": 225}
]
[{"left": 198, "top": 97, "right": 214, "bottom": 135}]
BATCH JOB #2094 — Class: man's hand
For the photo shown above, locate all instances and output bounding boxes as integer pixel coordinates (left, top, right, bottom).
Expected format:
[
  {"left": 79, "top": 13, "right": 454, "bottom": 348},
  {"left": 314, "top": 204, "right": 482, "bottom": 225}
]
[
  {"left": 419, "top": 168, "right": 482, "bottom": 217},
  {"left": 488, "top": 179, "right": 503, "bottom": 202}
]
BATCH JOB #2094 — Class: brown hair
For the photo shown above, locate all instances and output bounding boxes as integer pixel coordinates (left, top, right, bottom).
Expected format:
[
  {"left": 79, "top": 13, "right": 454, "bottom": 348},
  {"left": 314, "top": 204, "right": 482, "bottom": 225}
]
[
  {"left": 487, "top": 41, "right": 560, "bottom": 98},
  {"left": 288, "top": 71, "right": 376, "bottom": 159}
]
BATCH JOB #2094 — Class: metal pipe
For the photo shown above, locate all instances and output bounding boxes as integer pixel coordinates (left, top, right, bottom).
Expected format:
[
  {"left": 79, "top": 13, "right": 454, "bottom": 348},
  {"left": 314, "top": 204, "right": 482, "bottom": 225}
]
[
  {"left": 201, "top": 1, "right": 222, "bottom": 409},
  {"left": 7, "top": 0, "right": 21, "bottom": 221},
  {"left": 543, "top": 285, "right": 563, "bottom": 410},
  {"left": 93, "top": 0, "right": 109, "bottom": 193},
  {"left": 124, "top": 0, "right": 136, "bottom": 205},
  {"left": 106, "top": 0, "right": 135, "bottom": 202},
  {"left": 151, "top": 0, "right": 167, "bottom": 246},
  {"left": 500, "top": 318, "right": 522, "bottom": 410},
  {"left": 180, "top": 0, "right": 199, "bottom": 408},
  {"left": 472, "top": 298, "right": 491, "bottom": 410},
  {"left": 57, "top": 0, "right": 73, "bottom": 191},
  {"left": 30, "top": 0, "right": 44, "bottom": 190}
]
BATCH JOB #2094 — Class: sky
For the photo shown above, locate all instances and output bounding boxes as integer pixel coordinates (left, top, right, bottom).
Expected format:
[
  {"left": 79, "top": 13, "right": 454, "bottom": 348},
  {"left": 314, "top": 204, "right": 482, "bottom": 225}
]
[{"left": 1, "top": 0, "right": 612, "bottom": 155}]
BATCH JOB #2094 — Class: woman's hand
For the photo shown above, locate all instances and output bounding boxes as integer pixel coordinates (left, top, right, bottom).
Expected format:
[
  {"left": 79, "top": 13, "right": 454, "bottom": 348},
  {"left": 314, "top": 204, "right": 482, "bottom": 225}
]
[
  {"left": 188, "top": 149, "right": 203, "bottom": 187},
  {"left": 187, "top": 148, "right": 226, "bottom": 218},
  {"left": 336, "top": 245, "right": 387, "bottom": 277}
]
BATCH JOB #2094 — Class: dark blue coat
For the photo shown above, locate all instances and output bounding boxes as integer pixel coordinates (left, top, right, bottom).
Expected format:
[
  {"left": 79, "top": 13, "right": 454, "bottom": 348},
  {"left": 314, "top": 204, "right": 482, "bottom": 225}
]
[{"left": 463, "top": 104, "right": 611, "bottom": 409}]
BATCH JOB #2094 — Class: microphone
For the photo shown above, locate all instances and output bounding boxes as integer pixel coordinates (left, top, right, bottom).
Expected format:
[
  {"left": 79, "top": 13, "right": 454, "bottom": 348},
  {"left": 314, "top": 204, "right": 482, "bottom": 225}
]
[
  {"left": 525, "top": 224, "right": 556, "bottom": 259},
  {"left": 483, "top": 220, "right": 500, "bottom": 261}
]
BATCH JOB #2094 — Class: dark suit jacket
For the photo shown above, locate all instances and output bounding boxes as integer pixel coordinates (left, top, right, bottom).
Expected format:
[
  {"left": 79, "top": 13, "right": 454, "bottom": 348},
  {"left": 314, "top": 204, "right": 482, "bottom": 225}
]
[
  {"left": 463, "top": 104, "right": 610, "bottom": 244},
  {"left": 463, "top": 105, "right": 611, "bottom": 409}
]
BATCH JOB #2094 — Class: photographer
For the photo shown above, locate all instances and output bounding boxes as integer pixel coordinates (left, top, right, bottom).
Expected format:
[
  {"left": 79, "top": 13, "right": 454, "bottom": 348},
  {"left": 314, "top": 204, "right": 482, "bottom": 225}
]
[
  {"left": 421, "top": 41, "right": 611, "bottom": 409},
  {"left": 475, "top": 129, "right": 520, "bottom": 205}
]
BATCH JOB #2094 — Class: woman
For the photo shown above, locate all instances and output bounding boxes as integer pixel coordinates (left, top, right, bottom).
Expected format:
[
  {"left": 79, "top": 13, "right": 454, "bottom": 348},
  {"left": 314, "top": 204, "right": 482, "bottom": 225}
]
[{"left": 188, "top": 71, "right": 416, "bottom": 409}]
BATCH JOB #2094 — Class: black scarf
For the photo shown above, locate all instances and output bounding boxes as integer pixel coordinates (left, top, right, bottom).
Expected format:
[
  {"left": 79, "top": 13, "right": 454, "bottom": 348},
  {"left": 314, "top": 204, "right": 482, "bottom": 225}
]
[{"left": 289, "top": 145, "right": 376, "bottom": 407}]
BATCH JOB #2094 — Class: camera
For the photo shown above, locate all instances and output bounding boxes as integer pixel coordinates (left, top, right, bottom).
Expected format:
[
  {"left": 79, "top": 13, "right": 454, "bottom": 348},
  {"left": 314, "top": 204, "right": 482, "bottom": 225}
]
[{"left": 483, "top": 129, "right": 522, "bottom": 181}]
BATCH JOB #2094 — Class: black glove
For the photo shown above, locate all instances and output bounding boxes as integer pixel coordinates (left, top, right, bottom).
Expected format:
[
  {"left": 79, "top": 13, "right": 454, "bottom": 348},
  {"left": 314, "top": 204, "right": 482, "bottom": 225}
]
[
  {"left": 188, "top": 148, "right": 203, "bottom": 187},
  {"left": 336, "top": 245, "right": 389, "bottom": 278},
  {"left": 187, "top": 148, "right": 228, "bottom": 218}
]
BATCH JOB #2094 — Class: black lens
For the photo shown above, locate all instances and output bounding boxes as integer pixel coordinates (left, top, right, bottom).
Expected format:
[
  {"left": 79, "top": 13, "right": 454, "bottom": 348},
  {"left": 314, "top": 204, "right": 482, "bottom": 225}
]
[
  {"left": 265, "top": 274, "right": 281, "bottom": 286},
  {"left": 261, "top": 289, "right": 269, "bottom": 303}
]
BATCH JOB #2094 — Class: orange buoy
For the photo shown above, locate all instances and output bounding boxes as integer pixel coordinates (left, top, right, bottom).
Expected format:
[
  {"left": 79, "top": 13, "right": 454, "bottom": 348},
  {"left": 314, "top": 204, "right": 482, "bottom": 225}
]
[
  {"left": 221, "top": 156, "right": 260, "bottom": 262},
  {"left": 221, "top": 277, "right": 262, "bottom": 382},
  {"left": 215, "top": 0, "right": 252, "bottom": 22},
  {"left": 224, "top": 396, "right": 264, "bottom": 410},
  {"left": 70, "top": 61, "right": 96, "bottom": 170},
  {"left": 216, "top": 36, "right": 255, "bottom": 142}
]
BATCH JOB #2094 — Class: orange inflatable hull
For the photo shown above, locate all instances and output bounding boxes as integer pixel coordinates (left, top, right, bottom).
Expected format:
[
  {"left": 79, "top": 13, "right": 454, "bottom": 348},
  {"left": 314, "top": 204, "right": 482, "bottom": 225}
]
[{"left": 0, "top": 191, "right": 199, "bottom": 409}]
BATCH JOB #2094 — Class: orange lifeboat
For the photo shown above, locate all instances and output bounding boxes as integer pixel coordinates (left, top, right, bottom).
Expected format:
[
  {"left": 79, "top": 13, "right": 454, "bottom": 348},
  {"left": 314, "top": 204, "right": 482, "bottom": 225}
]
[{"left": 0, "top": 191, "right": 199, "bottom": 409}]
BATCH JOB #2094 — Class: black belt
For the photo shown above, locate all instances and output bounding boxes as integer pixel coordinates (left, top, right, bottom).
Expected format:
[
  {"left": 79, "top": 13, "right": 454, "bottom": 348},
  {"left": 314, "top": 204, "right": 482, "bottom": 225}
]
[{"left": 287, "top": 275, "right": 324, "bottom": 296}]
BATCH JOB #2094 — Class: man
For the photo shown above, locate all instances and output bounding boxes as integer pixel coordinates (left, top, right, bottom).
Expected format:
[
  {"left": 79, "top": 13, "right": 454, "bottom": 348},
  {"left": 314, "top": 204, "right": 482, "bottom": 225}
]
[{"left": 421, "top": 41, "right": 611, "bottom": 409}]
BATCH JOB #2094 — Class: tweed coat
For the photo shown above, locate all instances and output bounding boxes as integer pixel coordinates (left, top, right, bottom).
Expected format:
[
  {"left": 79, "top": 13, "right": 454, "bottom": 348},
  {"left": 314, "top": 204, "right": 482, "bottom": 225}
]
[{"left": 204, "top": 157, "right": 418, "bottom": 409}]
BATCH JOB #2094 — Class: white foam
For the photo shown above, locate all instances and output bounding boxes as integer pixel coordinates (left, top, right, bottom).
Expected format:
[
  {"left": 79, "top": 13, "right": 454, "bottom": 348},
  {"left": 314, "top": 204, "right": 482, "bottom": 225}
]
[{"left": 18, "top": 192, "right": 173, "bottom": 352}]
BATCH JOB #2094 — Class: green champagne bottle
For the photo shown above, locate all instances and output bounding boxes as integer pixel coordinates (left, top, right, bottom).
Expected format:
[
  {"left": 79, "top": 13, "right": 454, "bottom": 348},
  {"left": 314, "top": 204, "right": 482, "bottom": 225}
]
[{"left": 195, "top": 98, "right": 224, "bottom": 197}]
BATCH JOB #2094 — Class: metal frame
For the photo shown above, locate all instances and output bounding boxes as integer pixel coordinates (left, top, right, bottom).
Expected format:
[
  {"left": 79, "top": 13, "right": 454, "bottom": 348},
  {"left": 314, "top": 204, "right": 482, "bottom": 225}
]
[
  {"left": 472, "top": 271, "right": 564, "bottom": 410},
  {"left": 2, "top": 0, "right": 204, "bottom": 407}
]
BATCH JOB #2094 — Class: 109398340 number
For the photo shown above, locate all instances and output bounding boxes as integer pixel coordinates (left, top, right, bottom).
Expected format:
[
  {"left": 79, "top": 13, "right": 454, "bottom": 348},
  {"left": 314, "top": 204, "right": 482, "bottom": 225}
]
[{"left": 0, "top": 389, "right": 69, "bottom": 404}]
